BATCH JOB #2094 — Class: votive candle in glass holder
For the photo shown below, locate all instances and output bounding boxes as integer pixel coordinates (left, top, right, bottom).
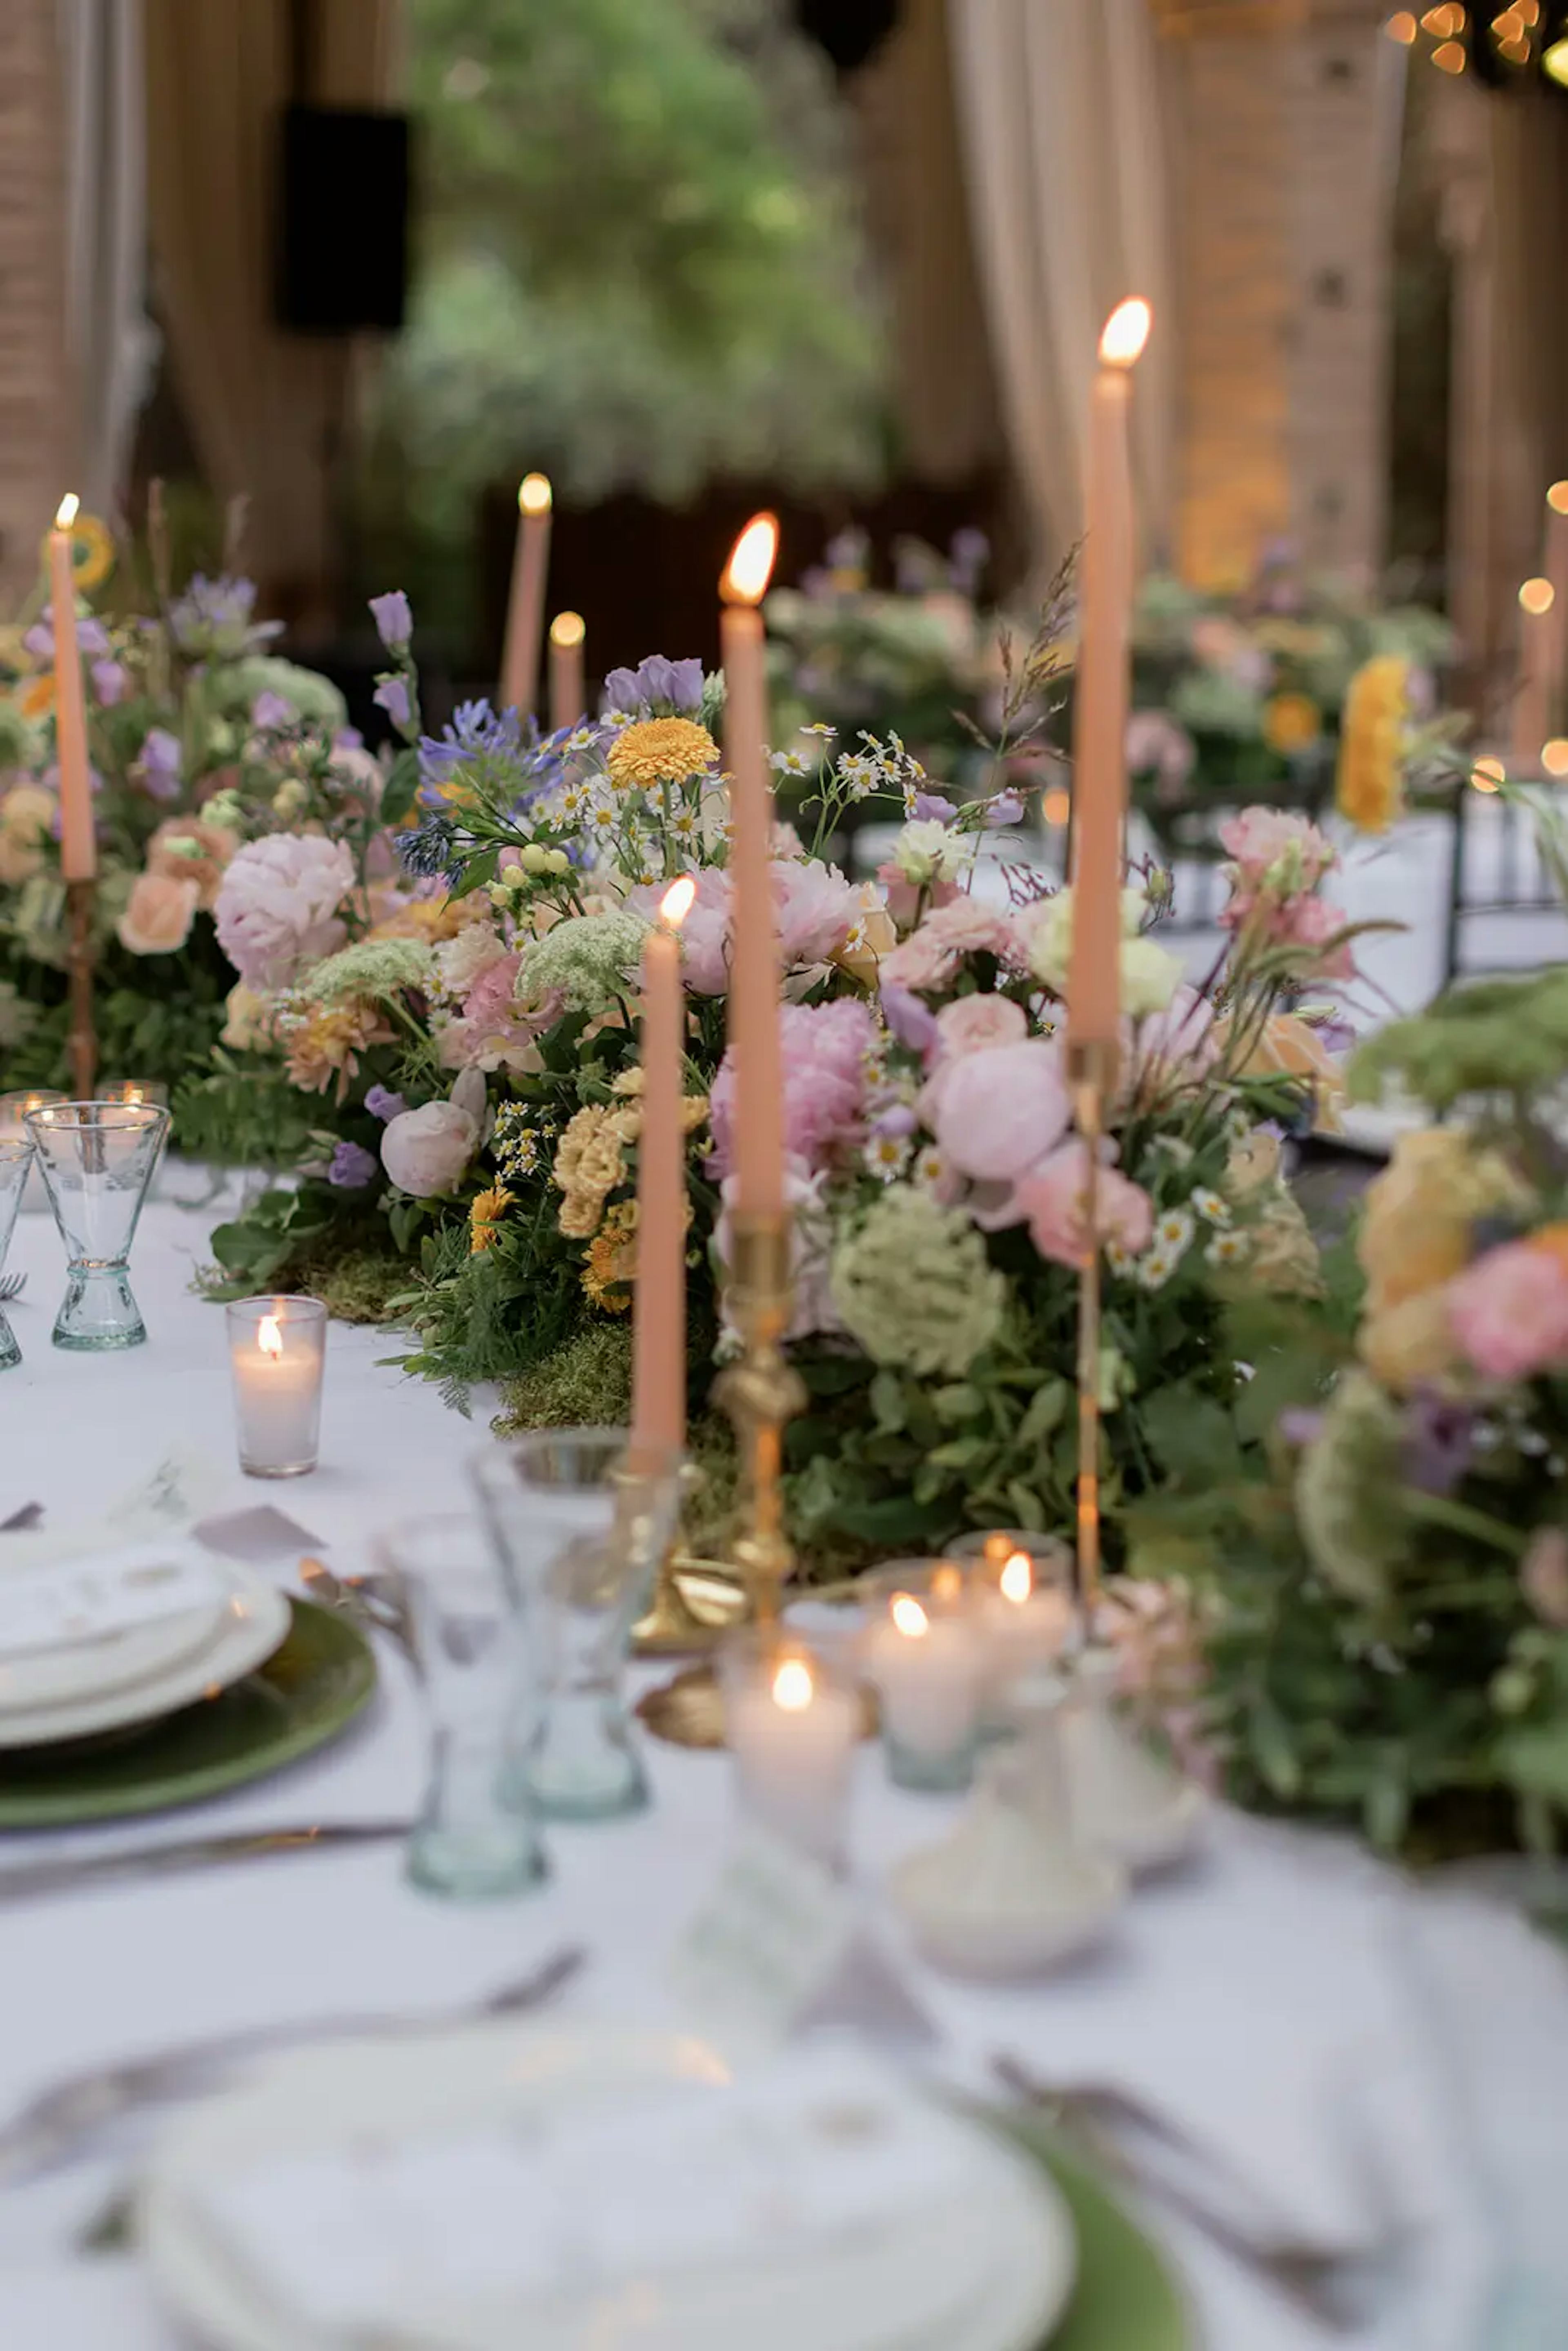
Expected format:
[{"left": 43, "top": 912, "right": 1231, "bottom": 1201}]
[
  {"left": 0, "top": 1090, "right": 65, "bottom": 1214},
  {"left": 722, "top": 1632, "right": 859, "bottom": 1873},
  {"left": 97, "top": 1078, "right": 169, "bottom": 1110},
  {"left": 960, "top": 1535, "right": 1076, "bottom": 1722},
  {"left": 864, "top": 1568, "right": 984, "bottom": 1792},
  {"left": 226, "top": 1296, "right": 327, "bottom": 1477}
]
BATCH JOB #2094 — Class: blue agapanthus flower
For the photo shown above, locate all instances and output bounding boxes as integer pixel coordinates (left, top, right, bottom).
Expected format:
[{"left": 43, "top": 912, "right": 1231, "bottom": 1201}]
[{"left": 169, "top": 574, "right": 283, "bottom": 660}]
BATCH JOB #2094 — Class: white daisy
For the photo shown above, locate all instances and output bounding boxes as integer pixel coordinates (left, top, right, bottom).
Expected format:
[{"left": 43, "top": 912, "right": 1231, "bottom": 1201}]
[
  {"left": 1205, "top": 1231, "right": 1247, "bottom": 1267},
  {"left": 566, "top": 727, "right": 599, "bottom": 753},
  {"left": 1105, "top": 1238, "right": 1136, "bottom": 1275},
  {"left": 602, "top": 707, "right": 634, "bottom": 728},
  {"left": 802, "top": 721, "right": 836, "bottom": 739},
  {"left": 1150, "top": 1133, "right": 1194, "bottom": 1168},
  {"left": 554, "top": 779, "right": 590, "bottom": 823},
  {"left": 769, "top": 746, "right": 811, "bottom": 776},
  {"left": 835, "top": 752, "right": 877, "bottom": 800},
  {"left": 1137, "top": 1248, "right": 1178, "bottom": 1291},
  {"left": 1192, "top": 1187, "right": 1231, "bottom": 1227},
  {"left": 668, "top": 805, "right": 699, "bottom": 841},
  {"left": 912, "top": 1146, "right": 945, "bottom": 1189},
  {"left": 1154, "top": 1208, "right": 1196, "bottom": 1256},
  {"left": 864, "top": 1133, "right": 910, "bottom": 1182}
]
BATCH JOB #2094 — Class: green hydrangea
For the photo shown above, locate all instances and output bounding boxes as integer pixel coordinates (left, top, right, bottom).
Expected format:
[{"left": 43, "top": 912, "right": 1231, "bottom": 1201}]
[
  {"left": 830, "top": 1186, "right": 1005, "bottom": 1378},
  {"left": 305, "top": 937, "right": 433, "bottom": 1002},
  {"left": 518, "top": 910, "right": 648, "bottom": 1011},
  {"left": 1294, "top": 1371, "right": 1410, "bottom": 1606}
]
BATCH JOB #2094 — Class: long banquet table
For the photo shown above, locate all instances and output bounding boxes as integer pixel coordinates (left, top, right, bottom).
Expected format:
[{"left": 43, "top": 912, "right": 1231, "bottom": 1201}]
[{"left": 1, "top": 1198, "right": 1565, "bottom": 2350}]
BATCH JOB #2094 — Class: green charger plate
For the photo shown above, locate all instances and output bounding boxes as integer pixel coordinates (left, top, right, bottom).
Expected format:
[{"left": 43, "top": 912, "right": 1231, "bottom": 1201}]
[
  {"left": 0, "top": 1601, "right": 377, "bottom": 1829},
  {"left": 981, "top": 2107, "right": 1197, "bottom": 2351}
]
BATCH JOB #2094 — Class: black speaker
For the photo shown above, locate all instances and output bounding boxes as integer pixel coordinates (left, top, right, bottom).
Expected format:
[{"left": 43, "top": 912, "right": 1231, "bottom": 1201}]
[{"left": 275, "top": 103, "right": 410, "bottom": 335}]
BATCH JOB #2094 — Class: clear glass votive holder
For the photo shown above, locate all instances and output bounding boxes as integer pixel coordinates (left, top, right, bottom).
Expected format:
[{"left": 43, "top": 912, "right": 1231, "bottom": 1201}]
[
  {"left": 721, "top": 1630, "right": 860, "bottom": 1873},
  {"left": 951, "top": 1531, "right": 1077, "bottom": 1730},
  {"left": 0, "top": 1089, "right": 65, "bottom": 1215},
  {"left": 861, "top": 1563, "right": 984, "bottom": 1794},
  {"left": 24, "top": 1100, "right": 168, "bottom": 1349},
  {"left": 382, "top": 1513, "right": 548, "bottom": 1901},
  {"left": 0, "top": 1139, "right": 33, "bottom": 1371},
  {"left": 225, "top": 1296, "right": 327, "bottom": 1477},
  {"left": 470, "top": 1428, "right": 683, "bottom": 1822}
]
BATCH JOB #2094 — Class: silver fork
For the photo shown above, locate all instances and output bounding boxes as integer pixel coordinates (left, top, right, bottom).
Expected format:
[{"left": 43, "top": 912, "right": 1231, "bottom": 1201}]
[
  {"left": 300, "top": 1555, "right": 417, "bottom": 1665},
  {"left": 0, "top": 1272, "right": 24, "bottom": 1303},
  {"left": 0, "top": 1943, "right": 585, "bottom": 2188}
]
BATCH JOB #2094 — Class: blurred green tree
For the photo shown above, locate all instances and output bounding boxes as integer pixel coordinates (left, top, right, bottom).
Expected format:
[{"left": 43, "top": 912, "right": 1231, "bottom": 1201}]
[{"left": 363, "top": 0, "right": 888, "bottom": 628}]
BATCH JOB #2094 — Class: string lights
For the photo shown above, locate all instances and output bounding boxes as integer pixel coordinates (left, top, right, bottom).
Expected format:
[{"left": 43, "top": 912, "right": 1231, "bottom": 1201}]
[{"left": 1388, "top": 0, "right": 1568, "bottom": 82}]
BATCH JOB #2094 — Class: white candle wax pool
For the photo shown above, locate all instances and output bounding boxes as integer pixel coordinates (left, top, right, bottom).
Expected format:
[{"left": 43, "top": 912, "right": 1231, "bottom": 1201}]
[
  {"left": 729, "top": 1654, "right": 857, "bottom": 1870},
  {"left": 867, "top": 1595, "right": 982, "bottom": 1759},
  {"left": 229, "top": 1307, "right": 325, "bottom": 1477}
]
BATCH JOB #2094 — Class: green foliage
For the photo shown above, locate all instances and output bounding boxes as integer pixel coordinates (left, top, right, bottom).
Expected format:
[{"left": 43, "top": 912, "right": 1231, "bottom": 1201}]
[
  {"left": 170, "top": 1055, "right": 321, "bottom": 1172},
  {"left": 1350, "top": 968, "right": 1568, "bottom": 1121},
  {"left": 367, "top": 0, "right": 886, "bottom": 612}
]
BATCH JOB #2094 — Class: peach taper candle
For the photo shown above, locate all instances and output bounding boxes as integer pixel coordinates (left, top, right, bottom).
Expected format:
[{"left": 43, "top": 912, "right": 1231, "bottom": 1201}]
[
  {"left": 719, "top": 513, "right": 784, "bottom": 1218},
  {"left": 631, "top": 875, "right": 696, "bottom": 1458},
  {"left": 500, "top": 473, "right": 552, "bottom": 719}
]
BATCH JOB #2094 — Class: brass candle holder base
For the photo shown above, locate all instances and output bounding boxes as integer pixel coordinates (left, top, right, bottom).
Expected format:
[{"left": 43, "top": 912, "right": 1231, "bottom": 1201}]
[
  {"left": 632, "top": 1553, "right": 748, "bottom": 1656},
  {"left": 712, "top": 1208, "right": 805, "bottom": 1630}
]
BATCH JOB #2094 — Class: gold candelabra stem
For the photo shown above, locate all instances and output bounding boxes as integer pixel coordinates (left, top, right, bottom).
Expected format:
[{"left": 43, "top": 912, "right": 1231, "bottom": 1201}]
[
  {"left": 713, "top": 1209, "right": 805, "bottom": 1629},
  {"left": 66, "top": 878, "right": 97, "bottom": 1100},
  {"left": 1067, "top": 1039, "right": 1116, "bottom": 1627}
]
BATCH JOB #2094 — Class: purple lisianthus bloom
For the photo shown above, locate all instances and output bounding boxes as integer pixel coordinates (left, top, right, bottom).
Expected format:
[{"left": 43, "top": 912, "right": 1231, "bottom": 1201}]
[
  {"left": 138, "top": 727, "right": 183, "bottom": 800},
  {"left": 880, "top": 982, "right": 941, "bottom": 1058},
  {"left": 600, "top": 655, "right": 705, "bottom": 718},
  {"left": 949, "top": 526, "right": 991, "bottom": 594},
  {"left": 22, "top": 619, "right": 53, "bottom": 662},
  {"left": 327, "top": 1140, "right": 379, "bottom": 1189},
  {"left": 368, "top": 590, "right": 412, "bottom": 652},
  {"left": 1402, "top": 1392, "right": 1475, "bottom": 1497},
  {"left": 364, "top": 1084, "right": 405, "bottom": 1122},
  {"left": 251, "top": 689, "right": 294, "bottom": 732},
  {"left": 77, "top": 617, "right": 110, "bottom": 658},
  {"left": 91, "top": 659, "right": 128, "bottom": 706},
  {"left": 373, "top": 675, "right": 412, "bottom": 730},
  {"left": 871, "top": 1102, "right": 919, "bottom": 1140},
  {"left": 983, "top": 788, "right": 1025, "bottom": 829},
  {"left": 913, "top": 791, "right": 958, "bottom": 824}
]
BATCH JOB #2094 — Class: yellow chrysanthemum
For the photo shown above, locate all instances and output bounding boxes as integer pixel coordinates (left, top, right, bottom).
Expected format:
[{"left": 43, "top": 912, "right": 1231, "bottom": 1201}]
[
  {"left": 282, "top": 1000, "right": 392, "bottom": 1101},
  {"left": 38, "top": 510, "right": 115, "bottom": 592},
  {"left": 582, "top": 1199, "right": 639, "bottom": 1310},
  {"left": 469, "top": 1183, "right": 513, "bottom": 1254},
  {"left": 1335, "top": 655, "right": 1409, "bottom": 834},
  {"left": 1261, "top": 692, "right": 1322, "bottom": 755},
  {"left": 552, "top": 1104, "right": 626, "bottom": 1238},
  {"left": 605, "top": 717, "right": 719, "bottom": 792}
]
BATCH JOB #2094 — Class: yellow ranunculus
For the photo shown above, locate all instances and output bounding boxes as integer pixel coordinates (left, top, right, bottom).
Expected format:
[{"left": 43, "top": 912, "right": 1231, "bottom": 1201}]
[
  {"left": 1335, "top": 654, "right": 1409, "bottom": 833},
  {"left": 1261, "top": 692, "right": 1322, "bottom": 755},
  {"left": 1358, "top": 1129, "right": 1532, "bottom": 1317},
  {"left": 1359, "top": 1290, "right": 1458, "bottom": 1393}
]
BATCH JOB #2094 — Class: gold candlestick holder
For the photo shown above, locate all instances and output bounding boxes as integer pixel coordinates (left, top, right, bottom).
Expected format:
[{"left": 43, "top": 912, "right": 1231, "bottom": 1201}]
[
  {"left": 637, "top": 1208, "right": 805, "bottom": 1747},
  {"left": 712, "top": 1208, "right": 805, "bottom": 1629},
  {"left": 1067, "top": 1038, "right": 1116, "bottom": 1631},
  {"left": 632, "top": 1464, "right": 748, "bottom": 1656},
  {"left": 65, "top": 878, "right": 98, "bottom": 1100}
]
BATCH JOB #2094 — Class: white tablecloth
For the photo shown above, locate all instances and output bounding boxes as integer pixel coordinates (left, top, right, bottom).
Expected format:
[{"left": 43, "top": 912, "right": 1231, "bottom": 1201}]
[{"left": 0, "top": 1202, "right": 1563, "bottom": 2350}]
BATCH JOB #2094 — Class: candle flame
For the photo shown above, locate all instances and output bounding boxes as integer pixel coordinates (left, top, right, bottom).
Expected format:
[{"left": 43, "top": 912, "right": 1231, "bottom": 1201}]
[
  {"left": 1098, "top": 297, "right": 1152, "bottom": 370},
  {"left": 772, "top": 1656, "right": 814, "bottom": 1711},
  {"left": 1520, "top": 577, "right": 1556, "bottom": 616},
  {"left": 931, "top": 1563, "right": 963, "bottom": 1605},
  {"left": 518, "top": 473, "right": 552, "bottom": 517},
  {"left": 550, "top": 610, "right": 585, "bottom": 648},
  {"left": 257, "top": 1314, "right": 284, "bottom": 1361},
  {"left": 659, "top": 874, "right": 697, "bottom": 928},
  {"left": 721, "top": 512, "right": 779, "bottom": 606},
  {"left": 1550, "top": 481, "right": 1568, "bottom": 515},
  {"left": 1000, "top": 1551, "right": 1033, "bottom": 1605},
  {"left": 890, "top": 1594, "right": 929, "bottom": 1639},
  {"left": 55, "top": 492, "right": 80, "bottom": 530}
]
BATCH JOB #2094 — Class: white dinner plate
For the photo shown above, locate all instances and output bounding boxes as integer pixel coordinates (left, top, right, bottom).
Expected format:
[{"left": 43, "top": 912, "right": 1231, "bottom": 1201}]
[
  {"left": 0, "top": 1570, "right": 291, "bottom": 1750},
  {"left": 138, "top": 2021, "right": 1076, "bottom": 2351},
  {"left": 0, "top": 1596, "right": 229, "bottom": 1717}
]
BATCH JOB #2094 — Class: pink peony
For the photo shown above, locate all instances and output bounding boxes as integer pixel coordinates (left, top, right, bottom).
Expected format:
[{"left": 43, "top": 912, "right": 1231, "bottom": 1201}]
[
  {"left": 117, "top": 871, "right": 200, "bottom": 956},
  {"left": 1447, "top": 1242, "right": 1568, "bottom": 1383},
  {"left": 935, "top": 992, "right": 1028, "bottom": 1060},
  {"left": 880, "top": 894, "right": 1026, "bottom": 993},
  {"left": 1016, "top": 1140, "right": 1154, "bottom": 1268},
  {"left": 771, "top": 857, "right": 861, "bottom": 970},
  {"left": 710, "top": 998, "right": 875, "bottom": 1180},
  {"left": 716, "top": 1167, "right": 841, "bottom": 1339},
  {"left": 1125, "top": 984, "right": 1220, "bottom": 1094},
  {"left": 439, "top": 956, "right": 561, "bottom": 1074},
  {"left": 215, "top": 834, "right": 355, "bottom": 991},
  {"left": 1218, "top": 806, "right": 1335, "bottom": 887},
  {"left": 876, "top": 859, "right": 958, "bottom": 929},
  {"left": 923, "top": 1037, "right": 1071, "bottom": 1227},
  {"left": 380, "top": 1100, "right": 478, "bottom": 1196}
]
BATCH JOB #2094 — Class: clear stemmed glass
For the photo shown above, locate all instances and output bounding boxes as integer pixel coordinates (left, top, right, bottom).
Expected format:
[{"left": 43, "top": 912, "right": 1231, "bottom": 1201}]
[
  {"left": 0, "top": 1139, "right": 33, "bottom": 1371},
  {"left": 471, "top": 1428, "right": 684, "bottom": 1821},
  {"left": 23, "top": 1101, "right": 169, "bottom": 1351},
  {"left": 381, "top": 1512, "right": 550, "bottom": 1901}
]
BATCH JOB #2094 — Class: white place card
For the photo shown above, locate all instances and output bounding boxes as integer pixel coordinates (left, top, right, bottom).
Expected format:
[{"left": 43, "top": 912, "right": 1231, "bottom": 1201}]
[{"left": 668, "top": 1829, "right": 935, "bottom": 2059}]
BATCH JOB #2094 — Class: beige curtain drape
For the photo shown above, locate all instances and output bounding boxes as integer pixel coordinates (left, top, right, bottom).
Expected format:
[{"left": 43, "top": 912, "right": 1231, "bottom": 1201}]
[
  {"left": 143, "top": 0, "right": 403, "bottom": 615},
  {"left": 58, "top": 0, "right": 154, "bottom": 521},
  {"left": 945, "top": 0, "right": 1177, "bottom": 575}
]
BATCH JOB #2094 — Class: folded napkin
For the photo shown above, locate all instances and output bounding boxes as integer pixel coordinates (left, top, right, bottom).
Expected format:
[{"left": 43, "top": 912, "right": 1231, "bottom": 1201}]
[
  {"left": 194, "top": 2049, "right": 980, "bottom": 2345},
  {"left": 0, "top": 1543, "right": 221, "bottom": 1663}
]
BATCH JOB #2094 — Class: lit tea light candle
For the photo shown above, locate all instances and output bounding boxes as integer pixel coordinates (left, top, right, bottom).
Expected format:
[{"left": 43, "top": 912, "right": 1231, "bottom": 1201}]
[
  {"left": 97, "top": 1078, "right": 167, "bottom": 1110},
  {"left": 867, "top": 1591, "right": 983, "bottom": 1792},
  {"left": 726, "top": 1644, "right": 858, "bottom": 1870},
  {"left": 226, "top": 1295, "right": 327, "bottom": 1478},
  {"left": 980, "top": 1550, "right": 1074, "bottom": 1708}
]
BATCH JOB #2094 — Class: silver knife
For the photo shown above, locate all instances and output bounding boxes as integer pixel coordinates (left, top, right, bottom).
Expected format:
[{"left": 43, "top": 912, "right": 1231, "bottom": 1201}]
[{"left": 0, "top": 1819, "right": 414, "bottom": 1904}]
